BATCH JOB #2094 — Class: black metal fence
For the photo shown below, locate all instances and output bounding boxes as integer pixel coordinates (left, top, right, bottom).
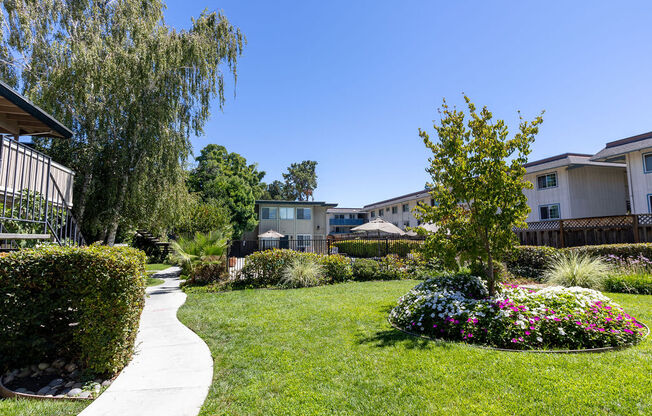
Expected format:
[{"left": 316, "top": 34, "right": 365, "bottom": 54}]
[{"left": 226, "top": 236, "right": 426, "bottom": 274}]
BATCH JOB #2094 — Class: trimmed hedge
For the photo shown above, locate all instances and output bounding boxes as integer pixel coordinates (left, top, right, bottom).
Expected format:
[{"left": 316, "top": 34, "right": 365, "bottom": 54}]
[
  {"left": 604, "top": 273, "right": 652, "bottom": 295},
  {"left": 0, "top": 245, "right": 146, "bottom": 375},
  {"left": 506, "top": 243, "right": 652, "bottom": 282},
  {"left": 332, "top": 239, "right": 423, "bottom": 258}
]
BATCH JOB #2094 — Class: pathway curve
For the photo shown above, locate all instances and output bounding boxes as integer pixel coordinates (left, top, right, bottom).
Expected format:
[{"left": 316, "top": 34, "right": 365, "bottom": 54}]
[{"left": 79, "top": 267, "right": 213, "bottom": 416}]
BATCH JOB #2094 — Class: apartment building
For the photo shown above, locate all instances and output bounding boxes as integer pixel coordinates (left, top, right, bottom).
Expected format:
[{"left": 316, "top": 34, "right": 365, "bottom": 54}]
[
  {"left": 326, "top": 208, "right": 369, "bottom": 235},
  {"left": 362, "top": 189, "right": 433, "bottom": 230}
]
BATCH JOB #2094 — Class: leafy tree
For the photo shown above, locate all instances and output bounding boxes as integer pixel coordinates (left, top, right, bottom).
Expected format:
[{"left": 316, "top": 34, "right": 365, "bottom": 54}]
[
  {"left": 174, "top": 197, "right": 233, "bottom": 238},
  {"left": 282, "top": 160, "right": 318, "bottom": 201},
  {"left": 415, "top": 96, "right": 543, "bottom": 295},
  {"left": 189, "top": 144, "right": 265, "bottom": 237},
  {"left": 0, "top": 1, "right": 245, "bottom": 244},
  {"left": 264, "top": 180, "right": 293, "bottom": 200}
]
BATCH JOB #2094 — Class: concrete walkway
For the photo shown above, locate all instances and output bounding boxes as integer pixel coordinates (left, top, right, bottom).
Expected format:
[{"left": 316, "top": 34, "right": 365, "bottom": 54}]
[{"left": 79, "top": 267, "right": 213, "bottom": 416}]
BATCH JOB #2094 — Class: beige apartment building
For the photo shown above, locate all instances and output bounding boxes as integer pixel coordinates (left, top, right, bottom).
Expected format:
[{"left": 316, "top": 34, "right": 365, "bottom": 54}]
[{"left": 362, "top": 189, "right": 433, "bottom": 230}]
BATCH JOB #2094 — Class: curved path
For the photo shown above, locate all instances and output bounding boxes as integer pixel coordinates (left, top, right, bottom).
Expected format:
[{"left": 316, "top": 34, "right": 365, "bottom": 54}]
[{"left": 79, "top": 267, "right": 213, "bottom": 416}]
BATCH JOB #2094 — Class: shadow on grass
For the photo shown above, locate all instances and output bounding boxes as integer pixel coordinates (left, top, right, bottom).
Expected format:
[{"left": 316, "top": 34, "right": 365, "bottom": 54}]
[{"left": 356, "top": 327, "right": 455, "bottom": 350}]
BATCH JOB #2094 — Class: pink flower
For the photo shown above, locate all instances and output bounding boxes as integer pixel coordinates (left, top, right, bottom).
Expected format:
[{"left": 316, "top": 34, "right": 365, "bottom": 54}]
[{"left": 525, "top": 331, "right": 531, "bottom": 336}]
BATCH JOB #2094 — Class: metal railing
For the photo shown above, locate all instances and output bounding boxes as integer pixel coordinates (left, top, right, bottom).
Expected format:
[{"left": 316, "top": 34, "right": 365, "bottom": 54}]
[
  {"left": 0, "top": 137, "right": 84, "bottom": 248},
  {"left": 329, "top": 218, "right": 365, "bottom": 226}
]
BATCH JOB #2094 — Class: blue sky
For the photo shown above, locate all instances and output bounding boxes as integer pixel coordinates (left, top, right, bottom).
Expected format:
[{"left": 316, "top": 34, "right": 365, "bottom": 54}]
[{"left": 164, "top": 1, "right": 652, "bottom": 207}]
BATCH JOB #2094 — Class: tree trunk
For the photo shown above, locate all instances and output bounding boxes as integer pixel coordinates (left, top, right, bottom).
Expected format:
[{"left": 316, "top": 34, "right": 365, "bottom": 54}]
[
  {"left": 487, "top": 250, "right": 495, "bottom": 296},
  {"left": 75, "top": 172, "right": 93, "bottom": 228},
  {"left": 105, "top": 173, "right": 129, "bottom": 246}
]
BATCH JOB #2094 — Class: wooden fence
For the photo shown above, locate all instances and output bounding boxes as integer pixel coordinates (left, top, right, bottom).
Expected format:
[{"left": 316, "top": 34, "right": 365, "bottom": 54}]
[{"left": 514, "top": 214, "right": 652, "bottom": 248}]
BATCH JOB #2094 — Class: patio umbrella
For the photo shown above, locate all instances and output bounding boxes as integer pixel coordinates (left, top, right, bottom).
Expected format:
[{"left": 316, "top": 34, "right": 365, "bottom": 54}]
[
  {"left": 351, "top": 218, "right": 406, "bottom": 236},
  {"left": 258, "top": 230, "right": 285, "bottom": 238}
]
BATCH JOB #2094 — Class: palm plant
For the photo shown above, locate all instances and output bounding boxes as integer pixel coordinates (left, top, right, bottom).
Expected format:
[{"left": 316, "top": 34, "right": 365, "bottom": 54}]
[
  {"left": 279, "top": 256, "right": 324, "bottom": 288},
  {"left": 544, "top": 252, "right": 611, "bottom": 289},
  {"left": 171, "top": 231, "right": 228, "bottom": 275}
]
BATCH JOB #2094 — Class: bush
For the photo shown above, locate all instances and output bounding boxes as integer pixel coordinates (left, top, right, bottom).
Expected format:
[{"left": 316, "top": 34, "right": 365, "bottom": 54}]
[
  {"left": 604, "top": 273, "right": 652, "bottom": 295},
  {"left": 505, "top": 246, "right": 558, "bottom": 280},
  {"left": 544, "top": 252, "right": 612, "bottom": 290},
  {"left": 280, "top": 256, "right": 324, "bottom": 288},
  {"left": 332, "top": 239, "right": 423, "bottom": 258},
  {"left": 0, "top": 245, "right": 146, "bottom": 375},
  {"left": 568, "top": 243, "right": 652, "bottom": 260},
  {"left": 171, "top": 231, "right": 228, "bottom": 284},
  {"left": 390, "top": 278, "right": 646, "bottom": 350},
  {"left": 320, "top": 254, "right": 352, "bottom": 283},
  {"left": 351, "top": 258, "right": 381, "bottom": 281},
  {"left": 237, "top": 249, "right": 304, "bottom": 287}
]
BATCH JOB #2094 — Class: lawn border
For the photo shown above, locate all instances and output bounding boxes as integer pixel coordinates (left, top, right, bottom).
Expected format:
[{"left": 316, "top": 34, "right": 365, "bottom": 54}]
[
  {"left": 388, "top": 317, "right": 649, "bottom": 354},
  {"left": 0, "top": 380, "right": 93, "bottom": 402}
]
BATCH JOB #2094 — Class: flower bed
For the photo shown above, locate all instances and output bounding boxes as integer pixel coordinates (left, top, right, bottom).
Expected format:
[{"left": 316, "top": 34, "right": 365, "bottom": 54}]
[{"left": 389, "top": 273, "right": 647, "bottom": 350}]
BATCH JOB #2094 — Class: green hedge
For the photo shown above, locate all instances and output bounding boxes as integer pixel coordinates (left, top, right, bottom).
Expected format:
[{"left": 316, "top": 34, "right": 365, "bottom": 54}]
[
  {"left": 0, "top": 245, "right": 146, "bottom": 375},
  {"left": 506, "top": 243, "right": 652, "bottom": 282},
  {"left": 332, "top": 239, "right": 423, "bottom": 258},
  {"left": 604, "top": 273, "right": 652, "bottom": 295}
]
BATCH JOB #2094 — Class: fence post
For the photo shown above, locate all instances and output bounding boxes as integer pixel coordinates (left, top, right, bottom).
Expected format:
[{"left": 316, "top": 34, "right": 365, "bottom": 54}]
[
  {"left": 558, "top": 220, "right": 565, "bottom": 248},
  {"left": 385, "top": 238, "right": 389, "bottom": 256},
  {"left": 633, "top": 214, "right": 639, "bottom": 243}
]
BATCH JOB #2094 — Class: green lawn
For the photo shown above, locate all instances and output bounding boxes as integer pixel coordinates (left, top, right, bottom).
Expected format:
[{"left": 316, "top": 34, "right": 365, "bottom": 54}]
[
  {"left": 178, "top": 280, "right": 652, "bottom": 416},
  {"left": 0, "top": 398, "right": 88, "bottom": 416},
  {"left": 145, "top": 263, "right": 171, "bottom": 274},
  {"left": 146, "top": 277, "right": 165, "bottom": 287}
]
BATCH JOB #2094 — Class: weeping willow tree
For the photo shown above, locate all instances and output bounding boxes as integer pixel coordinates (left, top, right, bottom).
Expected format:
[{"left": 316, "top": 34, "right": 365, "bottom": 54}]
[{"left": 0, "top": 1, "right": 244, "bottom": 244}]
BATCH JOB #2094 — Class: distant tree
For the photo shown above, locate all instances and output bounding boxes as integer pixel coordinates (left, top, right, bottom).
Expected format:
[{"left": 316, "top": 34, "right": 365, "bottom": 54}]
[
  {"left": 0, "top": 1, "right": 245, "bottom": 244},
  {"left": 189, "top": 144, "right": 265, "bottom": 237},
  {"left": 265, "top": 180, "right": 290, "bottom": 200},
  {"left": 174, "top": 197, "right": 233, "bottom": 238},
  {"left": 282, "top": 161, "right": 318, "bottom": 201},
  {"left": 415, "top": 96, "right": 543, "bottom": 295}
]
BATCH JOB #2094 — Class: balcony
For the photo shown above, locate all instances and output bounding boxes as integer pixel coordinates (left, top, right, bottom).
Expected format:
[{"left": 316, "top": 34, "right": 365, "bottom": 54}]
[{"left": 329, "top": 218, "right": 365, "bottom": 226}]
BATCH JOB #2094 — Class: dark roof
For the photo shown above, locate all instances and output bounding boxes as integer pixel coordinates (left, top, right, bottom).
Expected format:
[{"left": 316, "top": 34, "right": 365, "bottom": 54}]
[
  {"left": 523, "top": 153, "right": 592, "bottom": 168},
  {"left": 604, "top": 131, "right": 652, "bottom": 149},
  {"left": 255, "top": 200, "right": 337, "bottom": 207},
  {"left": 0, "top": 80, "right": 73, "bottom": 139},
  {"left": 363, "top": 189, "right": 431, "bottom": 209}
]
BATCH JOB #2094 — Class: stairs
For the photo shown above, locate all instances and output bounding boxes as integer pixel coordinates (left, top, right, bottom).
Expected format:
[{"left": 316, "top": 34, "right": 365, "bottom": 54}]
[{"left": 135, "top": 229, "right": 172, "bottom": 260}]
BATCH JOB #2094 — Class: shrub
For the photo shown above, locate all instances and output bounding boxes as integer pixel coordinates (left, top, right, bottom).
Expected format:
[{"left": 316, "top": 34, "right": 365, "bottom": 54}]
[
  {"left": 351, "top": 258, "right": 381, "bottom": 281},
  {"left": 544, "top": 252, "right": 612, "bottom": 290},
  {"left": 237, "top": 249, "right": 303, "bottom": 287},
  {"left": 320, "top": 254, "right": 352, "bottom": 283},
  {"left": 171, "top": 231, "right": 228, "bottom": 284},
  {"left": 505, "top": 246, "right": 558, "bottom": 280},
  {"left": 280, "top": 256, "right": 324, "bottom": 288},
  {"left": 332, "top": 239, "right": 423, "bottom": 258},
  {"left": 568, "top": 243, "right": 652, "bottom": 260},
  {"left": 0, "top": 245, "right": 146, "bottom": 375},
  {"left": 390, "top": 278, "right": 646, "bottom": 350},
  {"left": 377, "top": 254, "right": 409, "bottom": 280},
  {"left": 604, "top": 273, "right": 652, "bottom": 295}
]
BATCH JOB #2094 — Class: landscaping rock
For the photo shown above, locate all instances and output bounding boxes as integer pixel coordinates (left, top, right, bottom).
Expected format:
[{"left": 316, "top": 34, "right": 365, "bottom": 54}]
[
  {"left": 17, "top": 367, "right": 31, "bottom": 378},
  {"left": 72, "top": 382, "right": 82, "bottom": 389},
  {"left": 15, "top": 387, "right": 27, "bottom": 393},
  {"left": 52, "top": 359, "right": 66, "bottom": 369},
  {"left": 67, "top": 388, "right": 82, "bottom": 397},
  {"left": 30, "top": 364, "right": 38, "bottom": 373},
  {"left": 55, "top": 394, "right": 66, "bottom": 398},
  {"left": 49, "top": 378, "right": 64, "bottom": 387},
  {"left": 64, "top": 381, "right": 76, "bottom": 388},
  {"left": 25, "top": 391, "right": 35, "bottom": 395},
  {"left": 46, "top": 388, "right": 58, "bottom": 396},
  {"left": 64, "top": 363, "right": 77, "bottom": 372},
  {"left": 37, "top": 386, "right": 51, "bottom": 395},
  {"left": 101, "top": 379, "right": 112, "bottom": 387},
  {"left": 3, "top": 374, "right": 14, "bottom": 384},
  {"left": 37, "top": 362, "right": 50, "bottom": 371},
  {"left": 93, "top": 384, "right": 101, "bottom": 392},
  {"left": 69, "top": 369, "right": 80, "bottom": 378},
  {"left": 45, "top": 367, "right": 58, "bottom": 374},
  {"left": 79, "top": 391, "right": 92, "bottom": 399}
]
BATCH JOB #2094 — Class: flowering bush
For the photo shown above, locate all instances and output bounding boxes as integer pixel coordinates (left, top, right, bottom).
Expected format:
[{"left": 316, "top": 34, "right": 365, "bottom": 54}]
[{"left": 389, "top": 273, "right": 646, "bottom": 350}]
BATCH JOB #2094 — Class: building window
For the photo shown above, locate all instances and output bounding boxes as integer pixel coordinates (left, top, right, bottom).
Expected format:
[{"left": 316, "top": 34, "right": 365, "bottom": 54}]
[
  {"left": 261, "top": 207, "right": 277, "bottom": 220},
  {"left": 297, "top": 207, "right": 311, "bottom": 220},
  {"left": 370, "top": 211, "right": 375, "bottom": 218},
  {"left": 648, "top": 195, "right": 652, "bottom": 213},
  {"left": 430, "top": 199, "right": 435, "bottom": 207},
  {"left": 402, "top": 204, "right": 409, "bottom": 212},
  {"left": 403, "top": 221, "right": 410, "bottom": 227},
  {"left": 644, "top": 153, "right": 652, "bottom": 173},
  {"left": 379, "top": 208, "right": 384, "bottom": 216},
  {"left": 537, "top": 172, "right": 557, "bottom": 189},
  {"left": 279, "top": 207, "right": 294, "bottom": 220},
  {"left": 626, "top": 200, "right": 631, "bottom": 213},
  {"left": 391, "top": 206, "right": 398, "bottom": 214},
  {"left": 539, "top": 203, "right": 560, "bottom": 220}
]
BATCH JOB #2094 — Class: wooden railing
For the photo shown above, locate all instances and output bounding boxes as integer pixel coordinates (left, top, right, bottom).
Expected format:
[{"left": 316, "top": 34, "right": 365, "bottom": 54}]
[{"left": 514, "top": 214, "right": 652, "bottom": 248}]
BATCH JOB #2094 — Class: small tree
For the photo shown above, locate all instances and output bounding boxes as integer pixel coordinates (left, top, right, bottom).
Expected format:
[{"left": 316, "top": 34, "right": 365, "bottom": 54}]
[{"left": 416, "top": 96, "right": 543, "bottom": 295}]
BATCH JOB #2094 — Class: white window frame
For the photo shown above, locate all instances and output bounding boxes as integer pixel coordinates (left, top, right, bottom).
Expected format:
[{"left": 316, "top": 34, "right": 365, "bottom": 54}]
[
  {"left": 643, "top": 153, "right": 652, "bottom": 174},
  {"left": 539, "top": 203, "right": 560, "bottom": 220},
  {"left": 261, "top": 207, "right": 277, "bottom": 220},
  {"left": 402, "top": 204, "right": 409, "bottom": 212},
  {"left": 296, "top": 234, "right": 312, "bottom": 250},
  {"left": 296, "top": 207, "right": 311, "bottom": 220},
  {"left": 537, "top": 172, "right": 558, "bottom": 190},
  {"left": 279, "top": 207, "right": 294, "bottom": 220},
  {"left": 391, "top": 206, "right": 398, "bottom": 214}
]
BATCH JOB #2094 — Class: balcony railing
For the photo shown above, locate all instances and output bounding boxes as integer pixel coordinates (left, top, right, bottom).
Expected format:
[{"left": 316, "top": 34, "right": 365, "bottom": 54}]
[
  {"left": 329, "top": 218, "right": 365, "bottom": 226},
  {"left": 0, "top": 137, "right": 84, "bottom": 247}
]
